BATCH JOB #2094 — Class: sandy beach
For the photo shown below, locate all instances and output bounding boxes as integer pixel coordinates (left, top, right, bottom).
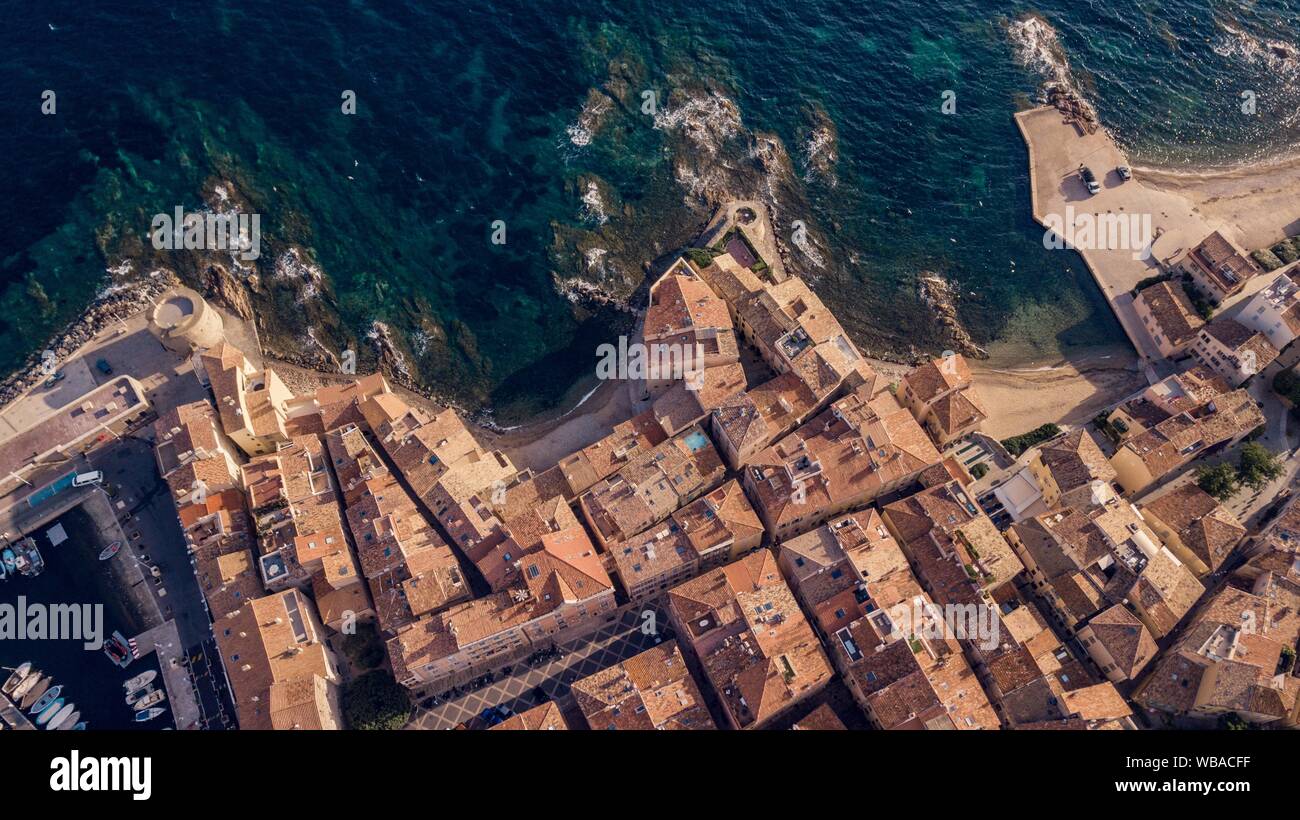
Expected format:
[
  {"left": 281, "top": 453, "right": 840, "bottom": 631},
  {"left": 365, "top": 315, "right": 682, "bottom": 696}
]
[
  {"left": 1134, "top": 153, "right": 1300, "bottom": 252},
  {"left": 971, "top": 343, "right": 1147, "bottom": 440}
]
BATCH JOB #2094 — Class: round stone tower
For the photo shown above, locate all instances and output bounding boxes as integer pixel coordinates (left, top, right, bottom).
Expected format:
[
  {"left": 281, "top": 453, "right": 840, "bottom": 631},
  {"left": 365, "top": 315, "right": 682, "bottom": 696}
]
[{"left": 149, "top": 286, "right": 225, "bottom": 353}]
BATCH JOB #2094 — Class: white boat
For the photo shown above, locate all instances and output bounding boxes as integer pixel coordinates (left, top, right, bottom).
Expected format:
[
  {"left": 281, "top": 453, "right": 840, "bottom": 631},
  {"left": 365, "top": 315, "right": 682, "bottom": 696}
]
[
  {"left": 125, "top": 685, "right": 153, "bottom": 707},
  {"left": 13, "top": 671, "right": 43, "bottom": 702},
  {"left": 98, "top": 541, "right": 122, "bottom": 561},
  {"left": 18, "top": 676, "right": 49, "bottom": 709},
  {"left": 46, "top": 703, "right": 76, "bottom": 730},
  {"left": 71, "top": 722, "right": 86, "bottom": 730},
  {"left": 122, "top": 670, "right": 156, "bottom": 693},
  {"left": 29, "top": 684, "right": 62, "bottom": 714},
  {"left": 35, "top": 698, "right": 64, "bottom": 726},
  {"left": 132, "top": 689, "right": 166, "bottom": 711},
  {"left": 55, "top": 711, "right": 80, "bottom": 731},
  {"left": 3, "top": 662, "right": 32, "bottom": 694},
  {"left": 134, "top": 707, "right": 165, "bottom": 723}
]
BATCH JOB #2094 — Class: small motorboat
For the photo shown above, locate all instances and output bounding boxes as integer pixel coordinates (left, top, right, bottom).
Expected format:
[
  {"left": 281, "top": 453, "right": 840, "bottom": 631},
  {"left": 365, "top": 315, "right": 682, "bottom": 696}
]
[
  {"left": 134, "top": 707, "right": 165, "bottom": 723},
  {"left": 19, "top": 676, "right": 50, "bottom": 709},
  {"left": 12, "top": 670, "right": 43, "bottom": 702},
  {"left": 2, "top": 662, "right": 32, "bottom": 694},
  {"left": 104, "top": 631, "right": 133, "bottom": 668},
  {"left": 13, "top": 540, "right": 45, "bottom": 577},
  {"left": 132, "top": 689, "right": 166, "bottom": 711},
  {"left": 35, "top": 697, "right": 65, "bottom": 726},
  {"left": 98, "top": 541, "right": 122, "bottom": 561},
  {"left": 71, "top": 722, "right": 86, "bottom": 730},
  {"left": 55, "top": 711, "right": 80, "bottom": 731},
  {"left": 46, "top": 703, "right": 76, "bottom": 730},
  {"left": 126, "top": 685, "right": 153, "bottom": 707},
  {"left": 122, "top": 670, "right": 156, "bottom": 693},
  {"left": 1, "top": 549, "right": 16, "bottom": 574},
  {"left": 29, "top": 684, "right": 63, "bottom": 715},
  {"left": 0, "top": 560, "right": 7, "bottom": 580}
]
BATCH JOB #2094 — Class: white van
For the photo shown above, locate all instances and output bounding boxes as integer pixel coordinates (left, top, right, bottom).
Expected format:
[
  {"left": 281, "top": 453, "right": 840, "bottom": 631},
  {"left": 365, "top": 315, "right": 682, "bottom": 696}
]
[{"left": 73, "top": 471, "right": 104, "bottom": 487}]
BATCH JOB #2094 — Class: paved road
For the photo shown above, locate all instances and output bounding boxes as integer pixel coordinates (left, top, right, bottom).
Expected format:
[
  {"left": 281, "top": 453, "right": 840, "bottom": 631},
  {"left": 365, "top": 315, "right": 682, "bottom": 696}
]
[
  {"left": 94, "top": 436, "right": 216, "bottom": 647},
  {"left": 406, "top": 603, "right": 671, "bottom": 730}
]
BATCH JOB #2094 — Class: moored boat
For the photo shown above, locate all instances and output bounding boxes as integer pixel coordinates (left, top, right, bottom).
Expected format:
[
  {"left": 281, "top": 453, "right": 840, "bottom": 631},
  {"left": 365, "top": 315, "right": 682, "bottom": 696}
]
[
  {"left": 55, "top": 711, "right": 80, "bottom": 731},
  {"left": 29, "top": 684, "right": 62, "bottom": 715},
  {"left": 35, "top": 697, "right": 64, "bottom": 726},
  {"left": 14, "top": 540, "right": 44, "bottom": 577},
  {"left": 98, "top": 541, "right": 122, "bottom": 561},
  {"left": 71, "top": 722, "right": 86, "bottom": 730},
  {"left": 132, "top": 689, "right": 166, "bottom": 711},
  {"left": 12, "top": 670, "right": 43, "bottom": 702},
  {"left": 18, "top": 676, "right": 49, "bottom": 709},
  {"left": 125, "top": 685, "right": 153, "bottom": 707},
  {"left": 134, "top": 706, "right": 165, "bottom": 723},
  {"left": 122, "top": 669, "right": 156, "bottom": 693},
  {"left": 46, "top": 703, "right": 76, "bottom": 730},
  {"left": 1, "top": 549, "right": 16, "bottom": 573},
  {"left": 2, "top": 662, "right": 32, "bottom": 694},
  {"left": 104, "top": 630, "right": 133, "bottom": 668}
]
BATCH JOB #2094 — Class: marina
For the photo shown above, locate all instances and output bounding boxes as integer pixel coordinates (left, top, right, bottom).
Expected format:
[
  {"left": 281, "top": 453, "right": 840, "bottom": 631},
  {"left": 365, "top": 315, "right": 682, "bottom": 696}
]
[{"left": 0, "top": 502, "right": 175, "bottom": 730}]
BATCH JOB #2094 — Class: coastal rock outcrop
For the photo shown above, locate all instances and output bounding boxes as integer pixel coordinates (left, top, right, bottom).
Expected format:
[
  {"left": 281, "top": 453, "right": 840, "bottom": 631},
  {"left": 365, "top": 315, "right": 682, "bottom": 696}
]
[{"left": 918, "top": 273, "right": 989, "bottom": 360}]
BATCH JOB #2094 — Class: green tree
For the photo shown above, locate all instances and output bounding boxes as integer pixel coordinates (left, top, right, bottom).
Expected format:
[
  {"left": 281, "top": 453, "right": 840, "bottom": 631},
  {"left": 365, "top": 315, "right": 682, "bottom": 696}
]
[
  {"left": 970, "top": 462, "right": 989, "bottom": 480},
  {"left": 1238, "top": 442, "right": 1284, "bottom": 491},
  {"left": 1195, "top": 463, "right": 1239, "bottom": 500},
  {"left": 342, "top": 671, "right": 411, "bottom": 730}
]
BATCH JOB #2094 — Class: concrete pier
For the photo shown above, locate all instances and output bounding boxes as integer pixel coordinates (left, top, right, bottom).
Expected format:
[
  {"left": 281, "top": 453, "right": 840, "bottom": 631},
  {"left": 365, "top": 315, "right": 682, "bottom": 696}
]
[
  {"left": 1013, "top": 105, "right": 1271, "bottom": 370},
  {"left": 134, "top": 620, "right": 203, "bottom": 730}
]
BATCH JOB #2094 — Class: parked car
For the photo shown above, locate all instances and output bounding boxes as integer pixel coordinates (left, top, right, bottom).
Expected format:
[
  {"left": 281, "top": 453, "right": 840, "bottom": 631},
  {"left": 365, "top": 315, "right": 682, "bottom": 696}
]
[
  {"left": 44, "top": 371, "right": 66, "bottom": 388},
  {"left": 95, "top": 358, "right": 113, "bottom": 375},
  {"left": 73, "top": 470, "right": 104, "bottom": 487},
  {"left": 1116, "top": 165, "right": 1132, "bottom": 181},
  {"left": 1080, "top": 165, "right": 1101, "bottom": 194}
]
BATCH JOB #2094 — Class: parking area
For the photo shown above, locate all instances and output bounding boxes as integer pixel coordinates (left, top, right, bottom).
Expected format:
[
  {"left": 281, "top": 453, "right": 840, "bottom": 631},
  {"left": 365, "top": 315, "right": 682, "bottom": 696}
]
[{"left": 406, "top": 603, "right": 672, "bottom": 730}]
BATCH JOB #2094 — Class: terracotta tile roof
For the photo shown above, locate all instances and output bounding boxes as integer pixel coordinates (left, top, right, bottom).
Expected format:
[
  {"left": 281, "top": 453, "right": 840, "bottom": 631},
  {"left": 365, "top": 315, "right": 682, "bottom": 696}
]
[
  {"left": 644, "top": 273, "right": 733, "bottom": 343},
  {"left": 748, "top": 388, "right": 941, "bottom": 534},
  {"left": 1204, "top": 318, "right": 1279, "bottom": 369},
  {"left": 1085, "top": 604, "right": 1157, "bottom": 679},
  {"left": 903, "top": 354, "right": 973, "bottom": 404},
  {"left": 1060, "top": 681, "right": 1132, "bottom": 722},
  {"left": 213, "top": 590, "right": 338, "bottom": 731},
  {"left": 790, "top": 703, "right": 847, "bottom": 730},
  {"left": 928, "top": 388, "right": 988, "bottom": 438},
  {"left": 489, "top": 701, "right": 569, "bottom": 731},
  {"left": 1140, "top": 484, "right": 1245, "bottom": 573},
  {"left": 1136, "top": 280, "right": 1204, "bottom": 346},
  {"left": 571, "top": 641, "right": 715, "bottom": 730},
  {"left": 579, "top": 424, "right": 726, "bottom": 545},
  {"left": 1037, "top": 428, "right": 1117, "bottom": 496},
  {"left": 557, "top": 409, "right": 668, "bottom": 497},
  {"left": 667, "top": 550, "right": 833, "bottom": 728},
  {"left": 196, "top": 551, "right": 263, "bottom": 620}
]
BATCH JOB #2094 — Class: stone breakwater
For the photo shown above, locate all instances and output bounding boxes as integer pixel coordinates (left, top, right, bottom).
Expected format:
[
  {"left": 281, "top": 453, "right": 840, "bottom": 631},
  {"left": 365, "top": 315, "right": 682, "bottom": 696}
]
[{"left": 0, "top": 270, "right": 181, "bottom": 407}]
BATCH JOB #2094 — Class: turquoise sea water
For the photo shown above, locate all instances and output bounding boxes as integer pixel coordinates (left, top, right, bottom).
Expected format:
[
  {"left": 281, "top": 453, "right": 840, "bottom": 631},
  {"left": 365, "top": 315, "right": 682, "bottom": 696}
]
[{"left": 1, "top": 0, "right": 1298, "bottom": 422}]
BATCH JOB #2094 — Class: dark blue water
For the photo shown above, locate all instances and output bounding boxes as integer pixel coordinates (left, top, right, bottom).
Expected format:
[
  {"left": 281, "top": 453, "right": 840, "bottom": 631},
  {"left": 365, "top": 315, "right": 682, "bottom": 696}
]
[
  {"left": 0, "top": 507, "right": 170, "bottom": 730},
  {"left": 1, "top": 0, "right": 1297, "bottom": 422}
]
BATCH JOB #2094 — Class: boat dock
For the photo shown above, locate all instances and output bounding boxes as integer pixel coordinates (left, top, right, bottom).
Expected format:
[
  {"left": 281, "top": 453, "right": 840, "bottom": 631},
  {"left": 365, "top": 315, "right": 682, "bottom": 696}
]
[
  {"left": 0, "top": 692, "right": 37, "bottom": 730},
  {"left": 133, "top": 621, "right": 203, "bottom": 730}
]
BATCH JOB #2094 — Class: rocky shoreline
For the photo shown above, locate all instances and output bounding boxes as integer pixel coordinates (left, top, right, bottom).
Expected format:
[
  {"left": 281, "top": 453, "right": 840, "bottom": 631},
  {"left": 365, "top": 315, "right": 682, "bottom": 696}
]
[{"left": 0, "top": 269, "right": 180, "bottom": 407}]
